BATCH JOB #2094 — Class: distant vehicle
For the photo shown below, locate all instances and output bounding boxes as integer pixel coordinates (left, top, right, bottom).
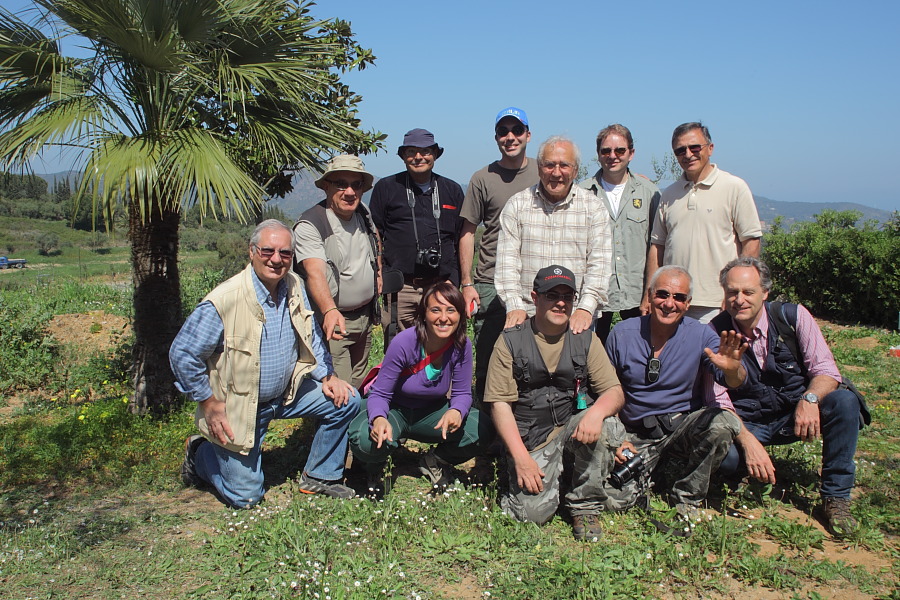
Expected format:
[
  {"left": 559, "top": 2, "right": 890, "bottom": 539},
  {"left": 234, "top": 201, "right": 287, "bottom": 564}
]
[{"left": 0, "top": 256, "right": 27, "bottom": 269}]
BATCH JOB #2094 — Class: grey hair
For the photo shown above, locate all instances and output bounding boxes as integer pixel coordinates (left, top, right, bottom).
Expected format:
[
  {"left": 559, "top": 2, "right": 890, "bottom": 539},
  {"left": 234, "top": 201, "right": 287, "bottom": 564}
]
[
  {"left": 719, "top": 256, "right": 772, "bottom": 292},
  {"left": 648, "top": 264, "right": 693, "bottom": 298},
  {"left": 537, "top": 135, "right": 581, "bottom": 173},
  {"left": 250, "top": 219, "right": 294, "bottom": 247},
  {"left": 671, "top": 121, "right": 712, "bottom": 146}
]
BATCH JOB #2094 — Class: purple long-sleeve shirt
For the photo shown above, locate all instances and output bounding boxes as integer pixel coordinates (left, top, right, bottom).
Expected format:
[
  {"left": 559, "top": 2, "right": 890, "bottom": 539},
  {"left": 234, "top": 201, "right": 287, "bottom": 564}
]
[{"left": 366, "top": 328, "right": 473, "bottom": 424}]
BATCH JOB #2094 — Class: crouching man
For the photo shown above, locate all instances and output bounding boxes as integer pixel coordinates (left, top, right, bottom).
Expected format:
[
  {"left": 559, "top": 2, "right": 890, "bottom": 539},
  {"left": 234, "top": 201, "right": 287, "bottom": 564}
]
[
  {"left": 485, "top": 265, "right": 624, "bottom": 541},
  {"left": 171, "top": 220, "right": 359, "bottom": 508},
  {"left": 712, "top": 257, "right": 869, "bottom": 537},
  {"left": 603, "top": 266, "right": 747, "bottom": 524}
]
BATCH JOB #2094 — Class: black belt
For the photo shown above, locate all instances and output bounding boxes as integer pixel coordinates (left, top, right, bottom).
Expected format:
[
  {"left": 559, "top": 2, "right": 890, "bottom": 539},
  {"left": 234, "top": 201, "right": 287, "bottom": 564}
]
[{"left": 403, "top": 275, "right": 443, "bottom": 289}]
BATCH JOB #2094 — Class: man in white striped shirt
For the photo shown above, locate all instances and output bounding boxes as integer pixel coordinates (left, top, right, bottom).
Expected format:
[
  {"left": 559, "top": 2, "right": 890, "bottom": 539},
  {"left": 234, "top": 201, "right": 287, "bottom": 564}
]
[{"left": 495, "top": 136, "right": 613, "bottom": 334}]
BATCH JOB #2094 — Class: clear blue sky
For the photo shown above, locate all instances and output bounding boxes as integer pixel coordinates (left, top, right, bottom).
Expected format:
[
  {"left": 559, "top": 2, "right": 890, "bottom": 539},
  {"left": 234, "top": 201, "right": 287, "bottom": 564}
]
[{"left": 7, "top": 0, "right": 900, "bottom": 212}]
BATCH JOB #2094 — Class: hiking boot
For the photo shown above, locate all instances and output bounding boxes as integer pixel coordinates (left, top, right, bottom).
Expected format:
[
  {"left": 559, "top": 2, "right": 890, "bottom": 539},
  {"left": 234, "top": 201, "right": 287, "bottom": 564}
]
[
  {"left": 297, "top": 473, "right": 355, "bottom": 499},
  {"left": 572, "top": 513, "right": 603, "bottom": 541},
  {"left": 181, "top": 435, "right": 207, "bottom": 488},
  {"left": 418, "top": 450, "right": 455, "bottom": 492},
  {"left": 675, "top": 503, "right": 704, "bottom": 524},
  {"left": 823, "top": 497, "right": 858, "bottom": 538}
]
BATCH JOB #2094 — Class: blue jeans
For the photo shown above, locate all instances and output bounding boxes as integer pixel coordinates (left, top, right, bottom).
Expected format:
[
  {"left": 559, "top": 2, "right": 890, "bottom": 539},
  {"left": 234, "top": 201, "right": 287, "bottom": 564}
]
[
  {"left": 195, "top": 378, "right": 360, "bottom": 508},
  {"left": 719, "top": 388, "right": 860, "bottom": 498}
]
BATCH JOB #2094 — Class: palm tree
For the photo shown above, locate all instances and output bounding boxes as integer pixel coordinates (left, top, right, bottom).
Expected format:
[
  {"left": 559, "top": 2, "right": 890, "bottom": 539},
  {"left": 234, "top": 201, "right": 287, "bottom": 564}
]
[{"left": 0, "top": 0, "right": 381, "bottom": 413}]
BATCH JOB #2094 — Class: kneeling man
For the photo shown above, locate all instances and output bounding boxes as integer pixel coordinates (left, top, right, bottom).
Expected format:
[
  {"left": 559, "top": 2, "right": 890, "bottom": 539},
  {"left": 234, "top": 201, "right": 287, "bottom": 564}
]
[
  {"left": 713, "top": 257, "right": 868, "bottom": 537},
  {"left": 486, "top": 265, "right": 624, "bottom": 540},
  {"left": 603, "top": 266, "right": 747, "bottom": 521},
  {"left": 171, "top": 220, "right": 359, "bottom": 508}
]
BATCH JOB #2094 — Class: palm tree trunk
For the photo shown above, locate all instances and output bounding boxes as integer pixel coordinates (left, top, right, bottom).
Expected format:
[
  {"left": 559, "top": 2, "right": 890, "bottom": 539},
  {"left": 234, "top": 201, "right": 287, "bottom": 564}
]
[{"left": 128, "top": 199, "right": 182, "bottom": 414}]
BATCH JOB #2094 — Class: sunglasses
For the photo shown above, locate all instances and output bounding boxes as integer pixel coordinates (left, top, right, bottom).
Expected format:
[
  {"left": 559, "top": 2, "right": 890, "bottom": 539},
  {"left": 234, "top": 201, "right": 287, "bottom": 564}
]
[
  {"left": 599, "top": 146, "right": 630, "bottom": 157},
  {"left": 496, "top": 124, "right": 527, "bottom": 137},
  {"left": 326, "top": 179, "right": 365, "bottom": 191},
  {"left": 541, "top": 291, "right": 576, "bottom": 303},
  {"left": 654, "top": 289, "right": 689, "bottom": 303},
  {"left": 402, "top": 147, "right": 434, "bottom": 158},
  {"left": 254, "top": 246, "right": 293, "bottom": 260},
  {"left": 647, "top": 353, "right": 661, "bottom": 384},
  {"left": 673, "top": 143, "right": 709, "bottom": 157}
]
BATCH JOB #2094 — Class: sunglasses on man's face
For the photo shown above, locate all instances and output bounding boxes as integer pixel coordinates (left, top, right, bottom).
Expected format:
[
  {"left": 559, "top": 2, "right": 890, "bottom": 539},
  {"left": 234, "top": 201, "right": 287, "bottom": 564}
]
[
  {"left": 673, "top": 143, "right": 708, "bottom": 157},
  {"left": 599, "top": 146, "right": 630, "bottom": 157},
  {"left": 254, "top": 246, "right": 293, "bottom": 260},
  {"left": 654, "top": 289, "right": 689, "bottom": 303},
  {"left": 541, "top": 291, "right": 576, "bottom": 303},
  {"left": 326, "top": 179, "right": 365, "bottom": 191},
  {"left": 495, "top": 124, "right": 527, "bottom": 137}
]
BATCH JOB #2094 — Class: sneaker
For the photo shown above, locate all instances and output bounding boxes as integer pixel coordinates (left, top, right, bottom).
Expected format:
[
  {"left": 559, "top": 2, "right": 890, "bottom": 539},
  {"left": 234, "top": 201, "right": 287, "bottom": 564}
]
[
  {"left": 572, "top": 513, "right": 603, "bottom": 541},
  {"left": 181, "top": 435, "right": 206, "bottom": 488},
  {"left": 297, "top": 473, "right": 355, "bottom": 499},
  {"left": 823, "top": 497, "right": 858, "bottom": 538},
  {"left": 418, "top": 450, "right": 455, "bottom": 492}
]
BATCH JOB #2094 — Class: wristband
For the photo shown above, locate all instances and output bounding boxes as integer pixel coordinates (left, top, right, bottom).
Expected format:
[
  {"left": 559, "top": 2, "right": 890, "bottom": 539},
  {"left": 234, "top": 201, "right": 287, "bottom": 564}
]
[
  {"left": 322, "top": 306, "right": 339, "bottom": 316},
  {"left": 461, "top": 283, "right": 474, "bottom": 288}
]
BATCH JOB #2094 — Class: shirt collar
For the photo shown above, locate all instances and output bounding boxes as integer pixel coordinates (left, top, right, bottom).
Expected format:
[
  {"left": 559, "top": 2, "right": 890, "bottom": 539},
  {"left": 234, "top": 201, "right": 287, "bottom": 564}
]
[
  {"left": 681, "top": 163, "right": 720, "bottom": 190},
  {"left": 250, "top": 269, "right": 287, "bottom": 306},
  {"left": 731, "top": 306, "right": 768, "bottom": 343},
  {"left": 536, "top": 182, "right": 577, "bottom": 208}
]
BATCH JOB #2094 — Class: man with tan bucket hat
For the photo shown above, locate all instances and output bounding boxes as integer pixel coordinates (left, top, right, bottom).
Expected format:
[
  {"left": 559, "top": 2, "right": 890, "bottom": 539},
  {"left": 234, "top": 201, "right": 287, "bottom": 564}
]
[{"left": 294, "top": 154, "right": 381, "bottom": 388}]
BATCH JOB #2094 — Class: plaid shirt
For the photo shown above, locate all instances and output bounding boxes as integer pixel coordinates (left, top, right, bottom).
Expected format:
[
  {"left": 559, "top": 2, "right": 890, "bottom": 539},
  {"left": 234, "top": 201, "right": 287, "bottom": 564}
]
[
  {"left": 495, "top": 183, "right": 612, "bottom": 316},
  {"left": 170, "top": 271, "right": 332, "bottom": 403}
]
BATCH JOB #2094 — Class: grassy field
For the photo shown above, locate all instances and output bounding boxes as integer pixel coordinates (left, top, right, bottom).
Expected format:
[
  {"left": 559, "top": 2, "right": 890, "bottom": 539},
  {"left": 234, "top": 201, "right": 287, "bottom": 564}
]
[{"left": 1, "top": 251, "right": 898, "bottom": 599}]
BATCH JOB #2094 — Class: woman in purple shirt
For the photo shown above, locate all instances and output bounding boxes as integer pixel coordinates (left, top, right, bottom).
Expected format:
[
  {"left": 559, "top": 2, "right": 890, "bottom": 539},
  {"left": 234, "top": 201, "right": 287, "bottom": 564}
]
[{"left": 349, "top": 282, "right": 493, "bottom": 496}]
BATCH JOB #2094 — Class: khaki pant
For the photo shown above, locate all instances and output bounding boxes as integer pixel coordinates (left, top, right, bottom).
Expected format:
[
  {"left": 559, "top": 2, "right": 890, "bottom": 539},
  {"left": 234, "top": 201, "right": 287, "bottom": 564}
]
[{"left": 327, "top": 305, "right": 372, "bottom": 389}]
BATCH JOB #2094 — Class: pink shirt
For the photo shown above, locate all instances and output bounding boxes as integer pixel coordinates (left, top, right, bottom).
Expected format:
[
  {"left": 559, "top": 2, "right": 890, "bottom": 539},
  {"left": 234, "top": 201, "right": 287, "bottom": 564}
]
[{"left": 712, "top": 304, "right": 841, "bottom": 399}]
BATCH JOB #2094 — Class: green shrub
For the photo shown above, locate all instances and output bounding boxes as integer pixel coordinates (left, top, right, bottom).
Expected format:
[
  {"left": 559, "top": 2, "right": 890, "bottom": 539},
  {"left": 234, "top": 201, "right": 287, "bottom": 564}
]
[{"left": 763, "top": 210, "right": 899, "bottom": 328}]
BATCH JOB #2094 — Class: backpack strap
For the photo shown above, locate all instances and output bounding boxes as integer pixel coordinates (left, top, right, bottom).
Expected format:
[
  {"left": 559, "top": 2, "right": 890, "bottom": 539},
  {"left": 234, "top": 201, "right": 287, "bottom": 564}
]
[{"left": 766, "top": 301, "right": 807, "bottom": 378}]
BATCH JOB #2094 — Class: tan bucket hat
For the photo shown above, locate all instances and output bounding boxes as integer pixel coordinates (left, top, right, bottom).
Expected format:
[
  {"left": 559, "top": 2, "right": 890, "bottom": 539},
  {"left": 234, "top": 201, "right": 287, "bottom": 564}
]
[{"left": 314, "top": 155, "right": 374, "bottom": 193}]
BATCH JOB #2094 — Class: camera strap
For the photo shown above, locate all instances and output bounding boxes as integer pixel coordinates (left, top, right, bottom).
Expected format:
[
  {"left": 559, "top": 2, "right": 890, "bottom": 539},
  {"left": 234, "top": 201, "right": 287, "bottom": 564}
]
[{"left": 405, "top": 175, "right": 441, "bottom": 255}]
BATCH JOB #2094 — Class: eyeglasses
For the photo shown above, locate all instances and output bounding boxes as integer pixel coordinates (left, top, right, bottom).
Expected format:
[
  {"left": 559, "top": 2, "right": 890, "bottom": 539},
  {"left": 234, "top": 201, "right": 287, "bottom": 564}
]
[
  {"left": 541, "top": 291, "right": 576, "bottom": 303},
  {"left": 326, "top": 179, "right": 364, "bottom": 191},
  {"left": 254, "top": 245, "right": 293, "bottom": 260},
  {"left": 495, "top": 124, "right": 527, "bottom": 137},
  {"left": 599, "top": 146, "right": 631, "bottom": 157},
  {"left": 647, "top": 354, "right": 661, "bottom": 384},
  {"left": 673, "top": 143, "right": 709, "bottom": 157},
  {"left": 654, "top": 289, "right": 689, "bottom": 303},
  {"left": 539, "top": 161, "right": 574, "bottom": 172},
  {"left": 402, "top": 147, "right": 434, "bottom": 158}
]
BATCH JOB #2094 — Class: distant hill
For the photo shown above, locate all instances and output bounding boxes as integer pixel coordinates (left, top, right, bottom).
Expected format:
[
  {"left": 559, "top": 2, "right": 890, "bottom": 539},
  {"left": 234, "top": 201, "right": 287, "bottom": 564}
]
[
  {"left": 31, "top": 170, "right": 895, "bottom": 226},
  {"left": 753, "top": 195, "right": 892, "bottom": 229}
]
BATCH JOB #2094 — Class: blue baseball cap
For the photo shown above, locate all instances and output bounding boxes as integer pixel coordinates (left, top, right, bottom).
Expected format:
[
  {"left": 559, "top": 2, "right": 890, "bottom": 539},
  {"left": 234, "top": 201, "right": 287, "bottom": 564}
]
[{"left": 495, "top": 107, "right": 528, "bottom": 128}]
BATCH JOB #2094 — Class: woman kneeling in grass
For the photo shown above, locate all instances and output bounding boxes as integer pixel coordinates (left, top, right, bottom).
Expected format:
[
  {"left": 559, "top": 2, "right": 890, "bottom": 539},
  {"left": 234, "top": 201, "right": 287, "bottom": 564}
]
[{"left": 349, "top": 282, "right": 493, "bottom": 496}]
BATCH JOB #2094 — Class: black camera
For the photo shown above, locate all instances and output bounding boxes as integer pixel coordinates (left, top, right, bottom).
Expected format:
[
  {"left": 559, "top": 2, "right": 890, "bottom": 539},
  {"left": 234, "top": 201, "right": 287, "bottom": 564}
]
[
  {"left": 416, "top": 247, "right": 441, "bottom": 269},
  {"left": 608, "top": 448, "right": 644, "bottom": 489}
]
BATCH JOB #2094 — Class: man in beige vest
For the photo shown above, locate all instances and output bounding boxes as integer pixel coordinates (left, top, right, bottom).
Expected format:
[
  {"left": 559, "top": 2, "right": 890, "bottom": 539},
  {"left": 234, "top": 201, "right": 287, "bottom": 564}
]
[
  {"left": 171, "top": 220, "right": 359, "bottom": 508},
  {"left": 294, "top": 155, "right": 380, "bottom": 388}
]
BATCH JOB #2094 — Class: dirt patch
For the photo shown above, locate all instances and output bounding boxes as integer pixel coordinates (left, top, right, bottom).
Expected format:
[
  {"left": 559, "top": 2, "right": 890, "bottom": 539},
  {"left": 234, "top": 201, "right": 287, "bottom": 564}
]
[
  {"left": 845, "top": 336, "right": 880, "bottom": 351},
  {"left": 46, "top": 310, "right": 130, "bottom": 355}
]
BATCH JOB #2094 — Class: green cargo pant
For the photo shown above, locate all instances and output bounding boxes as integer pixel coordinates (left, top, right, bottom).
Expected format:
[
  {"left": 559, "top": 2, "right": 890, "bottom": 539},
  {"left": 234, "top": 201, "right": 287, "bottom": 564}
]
[
  {"left": 501, "top": 413, "right": 624, "bottom": 524},
  {"left": 602, "top": 407, "right": 741, "bottom": 511}
]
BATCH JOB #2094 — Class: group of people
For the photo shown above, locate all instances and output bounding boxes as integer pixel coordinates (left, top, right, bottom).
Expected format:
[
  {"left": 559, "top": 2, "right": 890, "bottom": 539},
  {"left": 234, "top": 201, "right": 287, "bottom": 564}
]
[{"left": 171, "top": 110, "right": 868, "bottom": 541}]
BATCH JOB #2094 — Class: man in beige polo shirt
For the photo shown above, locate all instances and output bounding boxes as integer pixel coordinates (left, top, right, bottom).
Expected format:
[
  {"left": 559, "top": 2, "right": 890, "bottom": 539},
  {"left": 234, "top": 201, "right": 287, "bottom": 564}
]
[{"left": 643, "top": 122, "right": 761, "bottom": 323}]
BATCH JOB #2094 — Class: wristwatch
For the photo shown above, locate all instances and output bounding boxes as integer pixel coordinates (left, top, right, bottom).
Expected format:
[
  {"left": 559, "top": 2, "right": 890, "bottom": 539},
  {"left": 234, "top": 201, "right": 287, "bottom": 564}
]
[{"left": 802, "top": 392, "right": 819, "bottom": 404}]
